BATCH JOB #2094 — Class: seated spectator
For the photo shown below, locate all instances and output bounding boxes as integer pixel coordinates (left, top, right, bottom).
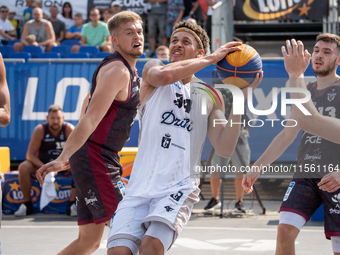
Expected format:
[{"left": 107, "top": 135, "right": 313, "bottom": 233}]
[
  {"left": 8, "top": 9, "right": 18, "bottom": 31},
  {"left": 0, "top": 5, "right": 17, "bottom": 45},
  {"left": 102, "top": 8, "right": 113, "bottom": 23},
  {"left": 71, "top": 8, "right": 112, "bottom": 53},
  {"left": 14, "top": 105, "right": 75, "bottom": 216},
  {"left": 110, "top": 0, "right": 122, "bottom": 15},
  {"left": 65, "top": 13, "right": 83, "bottom": 40},
  {"left": 156, "top": 45, "right": 169, "bottom": 60},
  {"left": 14, "top": 7, "right": 57, "bottom": 52},
  {"left": 49, "top": 5, "right": 65, "bottom": 45},
  {"left": 57, "top": 2, "right": 75, "bottom": 31}
]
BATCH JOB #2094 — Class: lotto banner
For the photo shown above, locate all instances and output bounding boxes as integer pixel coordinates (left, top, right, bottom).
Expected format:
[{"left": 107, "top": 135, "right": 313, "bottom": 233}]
[
  {"left": 3, "top": 171, "right": 73, "bottom": 215},
  {"left": 234, "top": 0, "right": 329, "bottom": 21},
  {"left": 87, "top": 0, "right": 149, "bottom": 15}
]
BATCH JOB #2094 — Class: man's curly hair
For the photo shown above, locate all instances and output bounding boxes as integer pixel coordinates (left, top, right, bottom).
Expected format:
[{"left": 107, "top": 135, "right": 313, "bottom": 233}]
[{"left": 173, "top": 21, "right": 210, "bottom": 55}]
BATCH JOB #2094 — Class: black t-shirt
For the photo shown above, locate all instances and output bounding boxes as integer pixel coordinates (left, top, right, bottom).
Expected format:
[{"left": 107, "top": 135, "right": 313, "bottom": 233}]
[
  {"left": 38, "top": 122, "right": 68, "bottom": 164},
  {"left": 49, "top": 19, "right": 65, "bottom": 40}
]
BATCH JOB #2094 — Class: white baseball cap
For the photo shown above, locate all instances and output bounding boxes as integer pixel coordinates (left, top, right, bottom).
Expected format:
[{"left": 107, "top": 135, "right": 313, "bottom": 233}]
[{"left": 111, "top": 1, "right": 121, "bottom": 7}]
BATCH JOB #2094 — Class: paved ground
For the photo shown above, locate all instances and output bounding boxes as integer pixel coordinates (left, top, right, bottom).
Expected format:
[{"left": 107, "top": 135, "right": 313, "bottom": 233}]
[{"left": 1, "top": 199, "right": 332, "bottom": 255}]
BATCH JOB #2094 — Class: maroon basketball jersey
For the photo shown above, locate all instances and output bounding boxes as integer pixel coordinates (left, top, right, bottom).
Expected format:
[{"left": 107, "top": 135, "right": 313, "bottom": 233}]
[
  {"left": 297, "top": 80, "right": 340, "bottom": 177},
  {"left": 86, "top": 52, "right": 140, "bottom": 153}
]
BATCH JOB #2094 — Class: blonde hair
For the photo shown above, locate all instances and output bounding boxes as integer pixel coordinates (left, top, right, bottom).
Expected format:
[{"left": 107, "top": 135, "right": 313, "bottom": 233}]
[{"left": 107, "top": 11, "right": 142, "bottom": 36}]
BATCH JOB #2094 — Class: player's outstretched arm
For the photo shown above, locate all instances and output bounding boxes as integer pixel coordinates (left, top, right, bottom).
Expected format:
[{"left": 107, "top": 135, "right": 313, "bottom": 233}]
[
  {"left": 283, "top": 39, "right": 340, "bottom": 144},
  {"left": 207, "top": 72, "right": 263, "bottom": 158},
  {"left": 0, "top": 54, "right": 10, "bottom": 127},
  {"left": 242, "top": 113, "right": 300, "bottom": 194},
  {"left": 143, "top": 42, "right": 243, "bottom": 87},
  {"left": 36, "top": 62, "right": 130, "bottom": 185}
]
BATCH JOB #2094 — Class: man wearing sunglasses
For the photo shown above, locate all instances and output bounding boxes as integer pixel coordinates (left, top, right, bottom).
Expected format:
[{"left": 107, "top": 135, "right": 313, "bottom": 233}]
[{"left": 0, "top": 6, "right": 17, "bottom": 45}]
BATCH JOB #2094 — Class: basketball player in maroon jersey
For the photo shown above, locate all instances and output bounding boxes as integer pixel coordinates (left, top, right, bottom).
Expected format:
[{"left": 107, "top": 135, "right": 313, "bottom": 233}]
[
  {"left": 243, "top": 34, "right": 340, "bottom": 255},
  {"left": 36, "top": 11, "right": 144, "bottom": 254}
]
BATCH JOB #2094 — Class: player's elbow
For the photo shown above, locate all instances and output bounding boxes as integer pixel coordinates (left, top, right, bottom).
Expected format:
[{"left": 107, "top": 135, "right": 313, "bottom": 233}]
[
  {"left": 0, "top": 113, "right": 10, "bottom": 127},
  {"left": 150, "top": 71, "right": 173, "bottom": 86}
]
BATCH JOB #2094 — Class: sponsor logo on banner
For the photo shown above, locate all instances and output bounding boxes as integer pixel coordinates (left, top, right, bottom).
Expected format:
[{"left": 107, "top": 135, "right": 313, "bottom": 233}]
[
  {"left": 234, "top": 0, "right": 328, "bottom": 21},
  {"left": 6, "top": 181, "right": 40, "bottom": 203}
]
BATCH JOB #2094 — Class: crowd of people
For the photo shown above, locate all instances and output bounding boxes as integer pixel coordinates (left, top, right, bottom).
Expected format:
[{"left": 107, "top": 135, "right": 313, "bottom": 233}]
[
  {"left": 0, "top": 1, "right": 340, "bottom": 255},
  {"left": 0, "top": 0, "right": 213, "bottom": 56}
]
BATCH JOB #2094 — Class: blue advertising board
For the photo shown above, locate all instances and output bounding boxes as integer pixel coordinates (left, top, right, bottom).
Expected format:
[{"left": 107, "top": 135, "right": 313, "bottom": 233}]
[{"left": 1, "top": 58, "right": 318, "bottom": 162}]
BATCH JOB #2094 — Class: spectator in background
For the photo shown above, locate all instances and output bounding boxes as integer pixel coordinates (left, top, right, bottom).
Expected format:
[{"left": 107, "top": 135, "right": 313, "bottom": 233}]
[
  {"left": 14, "top": 7, "right": 57, "bottom": 52},
  {"left": 156, "top": 45, "right": 169, "bottom": 60},
  {"left": 167, "top": 0, "right": 184, "bottom": 39},
  {"left": 49, "top": 5, "right": 65, "bottom": 45},
  {"left": 102, "top": 8, "right": 114, "bottom": 23},
  {"left": 0, "top": 6, "right": 17, "bottom": 45},
  {"left": 205, "top": 0, "right": 219, "bottom": 45},
  {"left": 14, "top": 105, "right": 74, "bottom": 216},
  {"left": 8, "top": 9, "right": 18, "bottom": 31},
  {"left": 183, "top": 0, "right": 199, "bottom": 20},
  {"left": 147, "top": 0, "right": 167, "bottom": 58},
  {"left": 57, "top": 2, "right": 75, "bottom": 31},
  {"left": 110, "top": 0, "right": 122, "bottom": 15},
  {"left": 187, "top": 17, "right": 197, "bottom": 25},
  {"left": 71, "top": 8, "right": 112, "bottom": 53},
  {"left": 33, "top": 0, "right": 49, "bottom": 20},
  {"left": 23, "top": 0, "right": 35, "bottom": 25},
  {"left": 65, "top": 13, "right": 83, "bottom": 40}
]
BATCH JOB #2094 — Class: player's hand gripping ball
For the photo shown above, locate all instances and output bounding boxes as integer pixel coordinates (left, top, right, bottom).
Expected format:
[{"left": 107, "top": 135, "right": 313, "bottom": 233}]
[{"left": 216, "top": 44, "right": 262, "bottom": 89}]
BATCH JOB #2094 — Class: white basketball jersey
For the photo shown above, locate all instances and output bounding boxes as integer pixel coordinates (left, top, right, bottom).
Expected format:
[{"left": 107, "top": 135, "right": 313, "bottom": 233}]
[{"left": 125, "top": 79, "right": 210, "bottom": 198}]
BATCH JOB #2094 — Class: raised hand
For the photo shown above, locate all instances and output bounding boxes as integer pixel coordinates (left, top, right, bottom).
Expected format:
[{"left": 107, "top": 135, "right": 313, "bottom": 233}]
[
  {"left": 281, "top": 39, "right": 311, "bottom": 78},
  {"left": 242, "top": 71, "right": 263, "bottom": 98},
  {"left": 210, "top": 41, "right": 243, "bottom": 64}
]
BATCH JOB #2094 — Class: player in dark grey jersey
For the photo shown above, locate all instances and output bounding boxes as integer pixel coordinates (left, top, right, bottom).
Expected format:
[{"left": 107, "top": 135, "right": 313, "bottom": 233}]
[
  {"left": 14, "top": 105, "right": 74, "bottom": 217},
  {"left": 243, "top": 34, "right": 340, "bottom": 255}
]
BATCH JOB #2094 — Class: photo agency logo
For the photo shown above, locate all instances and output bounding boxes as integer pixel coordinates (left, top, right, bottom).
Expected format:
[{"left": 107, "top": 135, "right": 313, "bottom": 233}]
[{"left": 200, "top": 83, "right": 312, "bottom": 128}]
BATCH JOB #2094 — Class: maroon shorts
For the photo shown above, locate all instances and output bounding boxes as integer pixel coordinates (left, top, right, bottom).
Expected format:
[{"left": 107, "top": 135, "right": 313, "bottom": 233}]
[
  {"left": 280, "top": 178, "right": 340, "bottom": 239},
  {"left": 69, "top": 141, "right": 124, "bottom": 225}
]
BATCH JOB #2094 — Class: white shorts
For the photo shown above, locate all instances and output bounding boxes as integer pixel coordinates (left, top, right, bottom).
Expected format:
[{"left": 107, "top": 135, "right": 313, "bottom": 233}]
[{"left": 107, "top": 184, "right": 200, "bottom": 251}]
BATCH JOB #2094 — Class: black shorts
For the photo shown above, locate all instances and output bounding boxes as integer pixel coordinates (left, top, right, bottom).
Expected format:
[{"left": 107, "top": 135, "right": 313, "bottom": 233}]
[
  {"left": 69, "top": 141, "right": 124, "bottom": 225},
  {"left": 280, "top": 178, "right": 340, "bottom": 239}
]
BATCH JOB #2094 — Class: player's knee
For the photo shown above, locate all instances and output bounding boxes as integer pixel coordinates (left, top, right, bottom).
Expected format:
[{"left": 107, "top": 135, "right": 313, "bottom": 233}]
[
  {"left": 107, "top": 246, "right": 132, "bottom": 255},
  {"left": 277, "top": 224, "right": 298, "bottom": 241},
  {"left": 18, "top": 161, "right": 36, "bottom": 175},
  {"left": 139, "top": 236, "right": 163, "bottom": 255}
]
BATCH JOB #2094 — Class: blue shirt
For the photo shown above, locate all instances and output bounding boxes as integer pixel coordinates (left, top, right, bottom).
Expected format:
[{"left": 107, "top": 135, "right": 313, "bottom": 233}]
[{"left": 68, "top": 25, "right": 82, "bottom": 33}]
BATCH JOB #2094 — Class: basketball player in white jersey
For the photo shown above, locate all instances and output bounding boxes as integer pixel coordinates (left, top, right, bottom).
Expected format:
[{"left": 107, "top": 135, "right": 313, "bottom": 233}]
[{"left": 107, "top": 21, "right": 263, "bottom": 255}]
